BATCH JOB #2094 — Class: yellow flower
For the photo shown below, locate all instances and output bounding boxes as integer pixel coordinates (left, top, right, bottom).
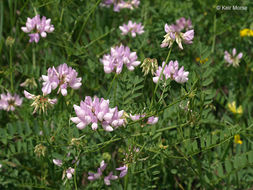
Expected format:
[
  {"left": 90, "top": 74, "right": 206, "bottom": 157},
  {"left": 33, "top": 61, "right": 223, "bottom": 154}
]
[
  {"left": 234, "top": 134, "right": 242, "bottom": 144},
  {"left": 159, "top": 143, "right": 168, "bottom": 149},
  {"left": 227, "top": 101, "right": 243, "bottom": 115},
  {"left": 195, "top": 57, "right": 208, "bottom": 64},
  {"left": 240, "top": 28, "right": 253, "bottom": 37}
]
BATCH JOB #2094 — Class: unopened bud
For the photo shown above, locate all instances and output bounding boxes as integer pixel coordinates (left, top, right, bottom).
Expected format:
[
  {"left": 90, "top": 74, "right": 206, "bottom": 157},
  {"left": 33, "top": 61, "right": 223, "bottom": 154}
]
[{"left": 6, "top": 36, "right": 15, "bottom": 47}]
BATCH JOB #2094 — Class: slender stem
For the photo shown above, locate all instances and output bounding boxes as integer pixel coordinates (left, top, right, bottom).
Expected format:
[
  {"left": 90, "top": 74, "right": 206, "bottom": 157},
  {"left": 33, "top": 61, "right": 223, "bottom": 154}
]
[
  {"left": 211, "top": 14, "right": 216, "bottom": 53},
  {"left": 75, "top": 0, "right": 102, "bottom": 43},
  {"left": 149, "top": 47, "right": 172, "bottom": 111},
  {"left": 157, "top": 80, "right": 169, "bottom": 104},
  {"left": 32, "top": 45, "right": 36, "bottom": 71},
  {"left": 10, "top": 46, "right": 13, "bottom": 92},
  {"left": 106, "top": 73, "right": 117, "bottom": 98},
  {"left": 74, "top": 150, "right": 81, "bottom": 190}
]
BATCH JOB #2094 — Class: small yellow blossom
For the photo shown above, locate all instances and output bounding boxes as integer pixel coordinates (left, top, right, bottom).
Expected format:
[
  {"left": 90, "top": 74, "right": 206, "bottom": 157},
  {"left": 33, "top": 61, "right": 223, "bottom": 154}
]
[
  {"left": 227, "top": 101, "right": 243, "bottom": 115},
  {"left": 234, "top": 134, "right": 242, "bottom": 144},
  {"left": 159, "top": 143, "right": 168, "bottom": 149},
  {"left": 240, "top": 28, "right": 253, "bottom": 37},
  {"left": 195, "top": 57, "right": 208, "bottom": 64}
]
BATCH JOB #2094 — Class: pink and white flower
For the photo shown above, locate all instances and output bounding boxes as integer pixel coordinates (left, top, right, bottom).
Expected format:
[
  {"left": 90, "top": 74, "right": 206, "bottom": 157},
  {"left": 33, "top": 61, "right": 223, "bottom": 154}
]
[
  {"left": 119, "top": 20, "right": 144, "bottom": 37},
  {"left": 53, "top": 159, "right": 63, "bottom": 167},
  {"left": 100, "top": 44, "right": 140, "bottom": 74},
  {"left": 116, "top": 165, "right": 128, "bottom": 178},
  {"left": 66, "top": 167, "right": 75, "bottom": 179},
  {"left": 21, "top": 15, "right": 54, "bottom": 43},
  {"left": 153, "top": 60, "right": 189, "bottom": 84},
  {"left": 101, "top": 0, "right": 140, "bottom": 12},
  {"left": 104, "top": 172, "right": 118, "bottom": 185},
  {"left": 71, "top": 96, "right": 125, "bottom": 132},
  {"left": 161, "top": 18, "right": 194, "bottom": 50},
  {"left": 130, "top": 114, "right": 158, "bottom": 125},
  {"left": 41, "top": 63, "right": 82, "bottom": 96},
  {"left": 0, "top": 92, "right": 23, "bottom": 111},
  {"left": 224, "top": 48, "right": 243, "bottom": 67}
]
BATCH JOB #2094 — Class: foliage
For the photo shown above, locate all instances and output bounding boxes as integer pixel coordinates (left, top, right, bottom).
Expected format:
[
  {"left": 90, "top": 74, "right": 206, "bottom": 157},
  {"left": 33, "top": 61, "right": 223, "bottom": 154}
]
[{"left": 0, "top": 0, "right": 253, "bottom": 189}]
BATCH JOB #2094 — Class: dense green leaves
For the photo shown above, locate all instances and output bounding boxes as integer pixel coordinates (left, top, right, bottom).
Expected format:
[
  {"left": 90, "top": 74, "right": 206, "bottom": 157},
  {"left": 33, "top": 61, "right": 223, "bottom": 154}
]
[{"left": 0, "top": 0, "right": 253, "bottom": 189}]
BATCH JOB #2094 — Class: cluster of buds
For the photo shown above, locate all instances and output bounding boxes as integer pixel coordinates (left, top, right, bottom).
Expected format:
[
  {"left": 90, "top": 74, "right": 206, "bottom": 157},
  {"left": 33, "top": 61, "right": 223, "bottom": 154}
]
[
  {"left": 42, "top": 63, "right": 82, "bottom": 96},
  {"left": 21, "top": 15, "right": 54, "bottom": 43},
  {"left": 71, "top": 96, "right": 125, "bottom": 132},
  {"left": 153, "top": 60, "right": 189, "bottom": 84},
  {"left": 140, "top": 58, "right": 158, "bottom": 76},
  {"left": 34, "top": 144, "right": 46, "bottom": 157},
  {"left": 101, "top": 0, "right": 140, "bottom": 12},
  {"left": 20, "top": 77, "right": 38, "bottom": 89},
  {"left": 24, "top": 90, "right": 57, "bottom": 114},
  {"left": 161, "top": 17, "right": 194, "bottom": 50},
  {"left": 122, "top": 146, "right": 140, "bottom": 163},
  {"left": 119, "top": 20, "right": 144, "bottom": 37},
  {"left": 0, "top": 92, "right": 23, "bottom": 111},
  {"left": 224, "top": 48, "right": 243, "bottom": 67},
  {"left": 88, "top": 160, "right": 128, "bottom": 186},
  {"left": 130, "top": 114, "right": 159, "bottom": 125},
  {"left": 100, "top": 44, "right": 141, "bottom": 74}
]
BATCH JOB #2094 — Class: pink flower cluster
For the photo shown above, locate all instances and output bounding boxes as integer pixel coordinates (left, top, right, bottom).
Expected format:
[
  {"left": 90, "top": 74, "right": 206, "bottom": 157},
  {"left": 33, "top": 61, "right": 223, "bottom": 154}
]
[
  {"left": 119, "top": 20, "right": 144, "bottom": 37},
  {"left": 21, "top": 15, "right": 54, "bottom": 43},
  {"left": 71, "top": 96, "right": 125, "bottom": 132},
  {"left": 224, "top": 48, "right": 243, "bottom": 67},
  {"left": 153, "top": 60, "right": 189, "bottom": 84},
  {"left": 88, "top": 160, "right": 128, "bottom": 186},
  {"left": 161, "top": 18, "right": 194, "bottom": 50},
  {"left": 42, "top": 63, "right": 82, "bottom": 96},
  {"left": 0, "top": 93, "right": 23, "bottom": 111},
  {"left": 100, "top": 45, "right": 141, "bottom": 74},
  {"left": 171, "top": 17, "right": 192, "bottom": 32},
  {"left": 130, "top": 114, "right": 159, "bottom": 125},
  {"left": 101, "top": 0, "right": 140, "bottom": 12}
]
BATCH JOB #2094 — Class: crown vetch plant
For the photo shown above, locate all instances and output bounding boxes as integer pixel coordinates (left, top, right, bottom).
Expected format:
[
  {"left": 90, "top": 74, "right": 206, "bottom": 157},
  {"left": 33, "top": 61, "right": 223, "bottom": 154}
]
[{"left": 1, "top": 0, "right": 253, "bottom": 189}]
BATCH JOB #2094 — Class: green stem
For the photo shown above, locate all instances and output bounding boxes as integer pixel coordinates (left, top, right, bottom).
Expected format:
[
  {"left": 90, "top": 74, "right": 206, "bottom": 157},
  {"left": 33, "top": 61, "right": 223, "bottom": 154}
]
[
  {"left": 32, "top": 45, "right": 36, "bottom": 72},
  {"left": 75, "top": 0, "right": 102, "bottom": 43},
  {"left": 74, "top": 150, "right": 81, "bottom": 190},
  {"left": 157, "top": 80, "right": 170, "bottom": 104},
  {"left": 106, "top": 73, "right": 117, "bottom": 98},
  {"left": 149, "top": 47, "right": 172, "bottom": 111},
  {"left": 9, "top": 46, "right": 13, "bottom": 92},
  {"left": 211, "top": 14, "right": 216, "bottom": 53}
]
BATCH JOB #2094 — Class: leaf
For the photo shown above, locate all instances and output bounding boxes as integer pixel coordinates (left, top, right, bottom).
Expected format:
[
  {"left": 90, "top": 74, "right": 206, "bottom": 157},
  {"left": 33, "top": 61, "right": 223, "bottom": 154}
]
[
  {"left": 225, "top": 160, "right": 232, "bottom": 173},
  {"left": 202, "top": 77, "right": 213, "bottom": 86}
]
